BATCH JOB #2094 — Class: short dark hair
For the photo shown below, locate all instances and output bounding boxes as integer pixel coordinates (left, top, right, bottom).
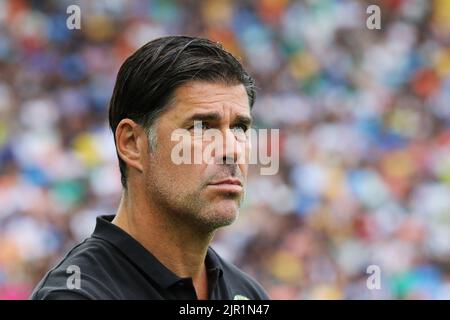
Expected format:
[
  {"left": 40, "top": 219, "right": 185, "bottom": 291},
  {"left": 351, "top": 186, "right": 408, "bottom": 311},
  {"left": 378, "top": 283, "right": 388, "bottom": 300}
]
[{"left": 108, "top": 36, "right": 256, "bottom": 189}]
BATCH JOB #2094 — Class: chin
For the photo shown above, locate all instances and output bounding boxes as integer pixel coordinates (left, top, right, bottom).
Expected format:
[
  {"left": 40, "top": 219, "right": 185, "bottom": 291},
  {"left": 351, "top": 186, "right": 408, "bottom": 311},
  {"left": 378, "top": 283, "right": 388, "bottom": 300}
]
[{"left": 201, "top": 200, "right": 240, "bottom": 230}]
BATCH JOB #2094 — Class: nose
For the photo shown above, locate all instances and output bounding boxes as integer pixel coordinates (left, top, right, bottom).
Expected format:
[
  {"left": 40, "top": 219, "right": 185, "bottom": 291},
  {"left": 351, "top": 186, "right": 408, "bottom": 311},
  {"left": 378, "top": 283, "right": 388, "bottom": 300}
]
[{"left": 214, "top": 128, "right": 247, "bottom": 165}]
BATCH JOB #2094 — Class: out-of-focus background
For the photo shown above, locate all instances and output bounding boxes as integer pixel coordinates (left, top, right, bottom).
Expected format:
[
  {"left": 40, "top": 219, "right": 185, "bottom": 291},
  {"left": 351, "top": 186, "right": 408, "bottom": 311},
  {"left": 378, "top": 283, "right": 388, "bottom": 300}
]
[{"left": 1, "top": 0, "right": 450, "bottom": 300}]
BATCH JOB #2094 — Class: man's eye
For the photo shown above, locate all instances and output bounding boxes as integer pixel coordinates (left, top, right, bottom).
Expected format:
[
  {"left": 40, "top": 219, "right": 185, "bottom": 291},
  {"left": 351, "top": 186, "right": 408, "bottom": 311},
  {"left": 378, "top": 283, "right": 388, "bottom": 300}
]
[
  {"left": 231, "top": 124, "right": 249, "bottom": 141},
  {"left": 231, "top": 124, "right": 249, "bottom": 134},
  {"left": 190, "top": 121, "right": 209, "bottom": 131}
]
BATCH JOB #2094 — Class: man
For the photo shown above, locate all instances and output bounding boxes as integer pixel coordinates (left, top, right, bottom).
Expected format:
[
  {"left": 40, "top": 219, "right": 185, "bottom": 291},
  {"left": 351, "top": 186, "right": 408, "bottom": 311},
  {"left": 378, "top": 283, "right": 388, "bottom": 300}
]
[{"left": 31, "top": 36, "right": 269, "bottom": 300}]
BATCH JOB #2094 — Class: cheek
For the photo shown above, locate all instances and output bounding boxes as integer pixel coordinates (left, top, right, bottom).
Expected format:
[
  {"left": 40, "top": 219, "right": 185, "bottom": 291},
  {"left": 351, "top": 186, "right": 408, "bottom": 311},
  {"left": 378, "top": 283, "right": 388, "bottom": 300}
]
[
  {"left": 243, "top": 141, "right": 251, "bottom": 164},
  {"left": 239, "top": 163, "right": 249, "bottom": 180},
  {"left": 160, "top": 140, "right": 207, "bottom": 183}
]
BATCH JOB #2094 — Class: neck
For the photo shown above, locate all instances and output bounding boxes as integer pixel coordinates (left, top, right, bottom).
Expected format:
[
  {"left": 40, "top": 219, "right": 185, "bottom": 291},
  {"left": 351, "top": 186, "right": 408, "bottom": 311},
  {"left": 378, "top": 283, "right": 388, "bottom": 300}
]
[{"left": 112, "top": 190, "right": 214, "bottom": 299}]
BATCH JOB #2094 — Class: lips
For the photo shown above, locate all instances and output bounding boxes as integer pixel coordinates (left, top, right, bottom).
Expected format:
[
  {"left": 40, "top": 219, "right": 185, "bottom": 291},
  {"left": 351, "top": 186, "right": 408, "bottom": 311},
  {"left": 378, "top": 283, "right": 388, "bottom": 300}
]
[
  {"left": 207, "top": 178, "right": 243, "bottom": 194},
  {"left": 208, "top": 178, "right": 243, "bottom": 186}
]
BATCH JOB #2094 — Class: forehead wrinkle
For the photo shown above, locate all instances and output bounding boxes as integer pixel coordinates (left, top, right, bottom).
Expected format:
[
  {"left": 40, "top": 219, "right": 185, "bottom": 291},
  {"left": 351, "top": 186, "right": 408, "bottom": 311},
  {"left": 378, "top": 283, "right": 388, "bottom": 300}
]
[
  {"left": 166, "top": 83, "right": 250, "bottom": 125},
  {"left": 175, "top": 82, "right": 248, "bottom": 106},
  {"left": 182, "top": 93, "right": 248, "bottom": 109}
]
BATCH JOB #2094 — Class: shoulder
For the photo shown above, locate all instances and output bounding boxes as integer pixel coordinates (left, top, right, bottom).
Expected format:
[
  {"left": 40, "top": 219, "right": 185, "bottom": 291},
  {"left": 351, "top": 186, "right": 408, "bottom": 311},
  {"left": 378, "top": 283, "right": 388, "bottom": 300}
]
[
  {"left": 209, "top": 247, "right": 270, "bottom": 300},
  {"left": 30, "top": 237, "right": 121, "bottom": 300}
]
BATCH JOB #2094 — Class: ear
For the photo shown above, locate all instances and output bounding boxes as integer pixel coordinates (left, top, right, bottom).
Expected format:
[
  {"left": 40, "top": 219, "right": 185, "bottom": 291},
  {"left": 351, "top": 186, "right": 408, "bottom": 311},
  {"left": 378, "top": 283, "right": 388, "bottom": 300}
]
[{"left": 115, "top": 119, "right": 146, "bottom": 173}]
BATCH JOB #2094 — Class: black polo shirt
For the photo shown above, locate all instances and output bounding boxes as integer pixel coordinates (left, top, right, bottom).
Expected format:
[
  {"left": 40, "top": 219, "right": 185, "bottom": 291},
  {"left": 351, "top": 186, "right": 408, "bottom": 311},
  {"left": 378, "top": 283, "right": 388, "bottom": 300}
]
[{"left": 30, "top": 215, "right": 269, "bottom": 300}]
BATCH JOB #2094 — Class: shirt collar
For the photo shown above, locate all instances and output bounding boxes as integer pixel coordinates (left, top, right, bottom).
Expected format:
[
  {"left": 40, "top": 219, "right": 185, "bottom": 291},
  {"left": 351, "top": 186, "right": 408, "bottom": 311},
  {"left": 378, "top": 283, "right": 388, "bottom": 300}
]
[{"left": 91, "top": 215, "right": 223, "bottom": 289}]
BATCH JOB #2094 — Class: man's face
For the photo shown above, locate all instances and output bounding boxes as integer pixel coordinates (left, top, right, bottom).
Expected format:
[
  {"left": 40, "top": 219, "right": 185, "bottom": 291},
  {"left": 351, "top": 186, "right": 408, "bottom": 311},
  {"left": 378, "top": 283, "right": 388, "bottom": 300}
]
[{"left": 142, "top": 81, "right": 251, "bottom": 232}]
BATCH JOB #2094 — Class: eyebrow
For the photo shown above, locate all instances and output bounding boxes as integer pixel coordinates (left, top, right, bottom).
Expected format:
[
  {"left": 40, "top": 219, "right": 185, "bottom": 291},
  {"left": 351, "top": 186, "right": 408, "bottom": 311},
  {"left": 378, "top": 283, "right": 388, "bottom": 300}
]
[
  {"left": 183, "top": 112, "right": 253, "bottom": 127},
  {"left": 233, "top": 114, "right": 253, "bottom": 127}
]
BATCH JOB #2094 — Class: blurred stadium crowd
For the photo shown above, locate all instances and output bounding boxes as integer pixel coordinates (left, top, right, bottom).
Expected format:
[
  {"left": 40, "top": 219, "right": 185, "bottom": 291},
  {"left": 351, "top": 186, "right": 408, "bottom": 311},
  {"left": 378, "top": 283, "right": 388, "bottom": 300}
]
[{"left": 1, "top": 0, "right": 450, "bottom": 299}]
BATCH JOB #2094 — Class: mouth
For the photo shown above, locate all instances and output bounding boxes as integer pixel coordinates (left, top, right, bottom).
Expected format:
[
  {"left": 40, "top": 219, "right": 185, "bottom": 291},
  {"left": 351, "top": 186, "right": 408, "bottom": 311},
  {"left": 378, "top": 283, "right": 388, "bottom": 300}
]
[{"left": 207, "top": 178, "right": 243, "bottom": 194}]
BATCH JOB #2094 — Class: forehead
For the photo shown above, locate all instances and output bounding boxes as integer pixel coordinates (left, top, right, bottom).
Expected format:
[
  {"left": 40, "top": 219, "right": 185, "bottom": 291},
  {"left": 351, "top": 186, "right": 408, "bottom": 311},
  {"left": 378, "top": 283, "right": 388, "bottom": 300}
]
[{"left": 168, "top": 81, "right": 251, "bottom": 119}]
